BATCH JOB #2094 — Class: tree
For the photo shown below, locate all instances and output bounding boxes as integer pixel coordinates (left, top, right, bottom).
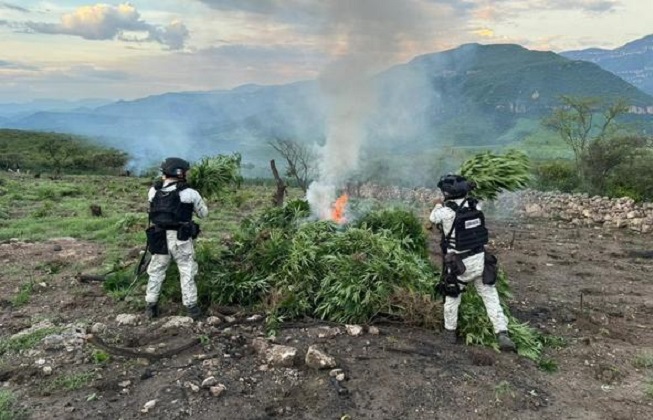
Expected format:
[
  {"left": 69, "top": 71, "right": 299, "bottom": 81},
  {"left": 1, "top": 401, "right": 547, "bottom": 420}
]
[
  {"left": 269, "top": 138, "right": 317, "bottom": 192},
  {"left": 38, "top": 138, "right": 80, "bottom": 177},
  {"left": 583, "top": 135, "right": 649, "bottom": 193},
  {"left": 543, "top": 96, "right": 629, "bottom": 180}
]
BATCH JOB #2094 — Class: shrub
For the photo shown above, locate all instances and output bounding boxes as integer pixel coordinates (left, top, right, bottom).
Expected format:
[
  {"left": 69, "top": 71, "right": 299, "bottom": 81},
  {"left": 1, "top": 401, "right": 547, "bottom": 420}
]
[{"left": 532, "top": 160, "right": 579, "bottom": 192}]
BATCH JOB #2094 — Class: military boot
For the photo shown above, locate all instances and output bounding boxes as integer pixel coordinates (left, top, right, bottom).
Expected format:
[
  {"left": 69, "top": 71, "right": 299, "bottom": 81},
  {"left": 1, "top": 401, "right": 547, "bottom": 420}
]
[
  {"left": 187, "top": 305, "right": 201, "bottom": 321},
  {"left": 497, "top": 331, "right": 516, "bottom": 352},
  {"left": 146, "top": 303, "right": 159, "bottom": 319}
]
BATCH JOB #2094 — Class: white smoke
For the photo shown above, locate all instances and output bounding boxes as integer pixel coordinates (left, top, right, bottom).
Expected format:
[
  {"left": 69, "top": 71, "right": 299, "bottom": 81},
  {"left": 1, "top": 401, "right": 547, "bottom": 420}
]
[{"left": 306, "top": 0, "right": 427, "bottom": 219}]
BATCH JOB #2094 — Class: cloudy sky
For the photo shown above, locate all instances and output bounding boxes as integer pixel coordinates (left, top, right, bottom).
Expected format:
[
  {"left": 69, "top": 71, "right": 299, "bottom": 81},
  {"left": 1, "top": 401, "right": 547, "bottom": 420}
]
[{"left": 0, "top": 0, "right": 651, "bottom": 102}]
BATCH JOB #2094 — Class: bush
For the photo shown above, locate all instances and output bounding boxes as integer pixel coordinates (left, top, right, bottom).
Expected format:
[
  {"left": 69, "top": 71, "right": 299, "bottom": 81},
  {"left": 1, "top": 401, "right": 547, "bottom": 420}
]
[
  {"left": 605, "top": 152, "right": 653, "bottom": 201},
  {"left": 532, "top": 160, "right": 579, "bottom": 192}
]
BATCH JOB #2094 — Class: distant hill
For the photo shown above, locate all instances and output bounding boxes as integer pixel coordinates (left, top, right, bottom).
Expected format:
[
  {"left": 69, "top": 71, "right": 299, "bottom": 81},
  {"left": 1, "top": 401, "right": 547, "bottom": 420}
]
[
  {"left": 1, "top": 43, "right": 652, "bottom": 169},
  {"left": 562, "top": 34, "right": 653, "bottom": 96},
  {"left": 0, "top": 98, "right": 112, "bottom": 120}
]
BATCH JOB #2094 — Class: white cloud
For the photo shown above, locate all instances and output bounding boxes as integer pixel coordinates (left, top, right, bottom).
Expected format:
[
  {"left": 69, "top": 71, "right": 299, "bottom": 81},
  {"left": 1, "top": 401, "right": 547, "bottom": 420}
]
[{"left": 25, "top": 3, "right": 189, "bottom": 50}]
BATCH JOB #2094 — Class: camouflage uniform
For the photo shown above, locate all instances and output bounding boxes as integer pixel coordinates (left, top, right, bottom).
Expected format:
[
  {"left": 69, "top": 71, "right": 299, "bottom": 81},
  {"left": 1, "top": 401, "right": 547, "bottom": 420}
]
[
  {"left": 430, "top": 199, "right": 508, "bottom": 334},
  {"left": 145, "top": 181, "right": 208, "bottom": 308}
]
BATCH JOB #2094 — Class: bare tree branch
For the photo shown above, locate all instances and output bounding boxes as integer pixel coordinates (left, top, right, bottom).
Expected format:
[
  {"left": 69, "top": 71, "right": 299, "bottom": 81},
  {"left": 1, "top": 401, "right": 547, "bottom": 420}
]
[{"left": 268, "top": 138, "right": 317, "bottom": 192}]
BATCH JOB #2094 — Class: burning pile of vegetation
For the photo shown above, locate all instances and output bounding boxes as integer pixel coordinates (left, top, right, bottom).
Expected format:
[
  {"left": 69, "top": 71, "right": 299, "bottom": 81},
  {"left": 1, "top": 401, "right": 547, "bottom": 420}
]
[{"left": 201, "top": 200, "right": 436, "bottom": 326}]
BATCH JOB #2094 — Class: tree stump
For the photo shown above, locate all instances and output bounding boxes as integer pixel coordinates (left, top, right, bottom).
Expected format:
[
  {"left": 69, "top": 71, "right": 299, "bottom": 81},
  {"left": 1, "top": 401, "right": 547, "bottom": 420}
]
[
  {"left": 270, "top": 159, "right": 287, "bottom": 207},
  {"left": 90, "top": 204, "right": 103, "bottom": 217}
]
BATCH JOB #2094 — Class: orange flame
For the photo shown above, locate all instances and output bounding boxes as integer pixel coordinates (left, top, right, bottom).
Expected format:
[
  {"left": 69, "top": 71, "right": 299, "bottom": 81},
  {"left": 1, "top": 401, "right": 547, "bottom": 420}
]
[{"left": 331, "top": 193, "right": 349, "bottom": 224}]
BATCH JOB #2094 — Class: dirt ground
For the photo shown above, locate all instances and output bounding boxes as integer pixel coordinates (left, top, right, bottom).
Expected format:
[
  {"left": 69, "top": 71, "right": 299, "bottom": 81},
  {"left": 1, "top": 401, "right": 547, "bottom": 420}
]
[{"left": 1, "top": 218, "right": 652, "bottom": 420}]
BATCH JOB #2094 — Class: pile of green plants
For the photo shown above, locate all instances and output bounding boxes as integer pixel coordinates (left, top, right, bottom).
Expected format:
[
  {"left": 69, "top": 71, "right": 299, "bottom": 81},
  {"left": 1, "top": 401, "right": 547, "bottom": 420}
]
[
  {"left": 460, "top": 149, "right": 531, "bottom": 200},
  {"left": 192, "top": 199, "right": 545, "bottom": 359},
  {"left": 187, "top": 153, "right": 243, "bottom": 200},
  {"left": 201, "top": 200, "right": 436, "bottom": 325}
]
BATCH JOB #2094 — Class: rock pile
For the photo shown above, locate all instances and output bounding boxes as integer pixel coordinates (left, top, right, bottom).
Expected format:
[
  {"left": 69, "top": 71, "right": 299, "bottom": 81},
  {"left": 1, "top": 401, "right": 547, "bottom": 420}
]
[{"left": 512, "top": 191, "right": 653, "bottom": 233}]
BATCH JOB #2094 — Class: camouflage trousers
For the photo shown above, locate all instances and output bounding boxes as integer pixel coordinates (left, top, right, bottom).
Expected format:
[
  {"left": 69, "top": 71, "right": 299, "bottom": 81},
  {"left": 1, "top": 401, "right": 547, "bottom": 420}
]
[
  {"left": 443, "top": 252, "right": 508, "bottom": 333},
  {"left": 146, "top": 230, "right": 198, "bottom": 307}
]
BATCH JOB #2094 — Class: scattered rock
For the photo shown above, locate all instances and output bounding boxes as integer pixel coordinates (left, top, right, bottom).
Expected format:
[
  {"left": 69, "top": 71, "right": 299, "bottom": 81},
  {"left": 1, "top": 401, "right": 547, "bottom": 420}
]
[
  {"left": 265, "top": 345, "right": 298, "bottom": 368},
  {"left": 247, "top": 314, "right": 264, "bottom": 322},
  {"left": 161, "top": 316, "right": 194, "bottom": 330},
  {"left": 118, "top": 380, "right": 131, "bottom": 388},
  {"left": 251, "top": 338, "right": 270, "bottom": 354},
  {"left": 141, "top": 399, "right": 157, "bottom": 413},
  {"left": 206, "top": 316, "right": 222, "bottom": 326},
  {"left": 210, "top": 384, "right": 226, "bottom": 397},
  {"left": 115, "top": 314, "right": 138, "bottom": 326},
  {"left": 345, "top": 325, "right": 363, "bottom": 336},
  {"left": 368, "top": 326, "right": 380, "bottom": 335},
  {"left": 42, "top": 366, "right": 53, "bottom": 376},
  {"left": 53, "top": 244, "right": 62, "bottom": 252},
  {"left": 336, "top": 373, "right": 346, "bottom": 382},
  {"left": 329, "top": 368, "right": 343, "bottom": 377},
  {"left": 224, "top": 316, "right": 237, "bottom": 323},
  {"left": 305, "top": 345, "right": 337, "bottom": 369},
  {"left": 201, "top": 376, "right": 218, "bottom": 388},
  {"left": 185, "top": 382, "right": 200, "bottom": 392},
  {"left": 91, "top": 323, "right": 107, "bottom": 334},
  {"left": 35, "top": 358, "right": 46, "bottom": 366},
  {"left": 316, "top": 326, "right": 341, "bottom": 338}
]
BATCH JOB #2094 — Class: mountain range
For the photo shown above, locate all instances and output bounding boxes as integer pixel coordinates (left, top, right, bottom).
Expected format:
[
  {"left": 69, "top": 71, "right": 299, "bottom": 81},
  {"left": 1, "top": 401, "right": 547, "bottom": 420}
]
[
  {"left": 562, "top": 34, "right": 653, "bottom": 96},
  {"left": 2, "top": 38, "right": 653, "bottom": 171}
]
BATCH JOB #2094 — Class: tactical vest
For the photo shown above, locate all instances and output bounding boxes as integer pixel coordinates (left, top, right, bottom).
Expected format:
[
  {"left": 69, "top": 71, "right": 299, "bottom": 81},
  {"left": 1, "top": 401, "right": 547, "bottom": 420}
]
[
  {"left": 149, "top": 182, "right": 194, "bottom": 228},
  {"left": 443, "top": 198, "right": 488, "bottom": 252}
]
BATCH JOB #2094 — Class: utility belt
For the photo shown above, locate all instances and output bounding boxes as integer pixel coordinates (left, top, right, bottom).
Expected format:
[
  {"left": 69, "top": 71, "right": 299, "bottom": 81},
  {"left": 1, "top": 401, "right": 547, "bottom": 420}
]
[
  {"left": 436, "top": 246, "right": 499, "bottom": 299},
  {"left": 145, "top": 221, "right": 201, "bottom": 255},
  {"left": 447, "top": 246, "right": 484, "bottom": 259}
]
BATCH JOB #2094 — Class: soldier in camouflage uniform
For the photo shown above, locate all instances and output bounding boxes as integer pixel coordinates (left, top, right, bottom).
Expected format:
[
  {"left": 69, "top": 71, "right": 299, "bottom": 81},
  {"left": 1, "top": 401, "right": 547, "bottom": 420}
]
[{"left": 145, "top": 157, "right": 208, "bottom": 320}]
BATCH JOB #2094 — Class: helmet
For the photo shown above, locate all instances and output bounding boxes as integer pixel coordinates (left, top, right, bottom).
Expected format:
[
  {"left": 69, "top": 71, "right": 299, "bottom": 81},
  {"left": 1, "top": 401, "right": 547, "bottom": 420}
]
[
  {"left": 437, "top": 174, "right": 475, "bottom": 199},
  {"left": 161, "top": 157, "right": 190, "bottom": 178}
]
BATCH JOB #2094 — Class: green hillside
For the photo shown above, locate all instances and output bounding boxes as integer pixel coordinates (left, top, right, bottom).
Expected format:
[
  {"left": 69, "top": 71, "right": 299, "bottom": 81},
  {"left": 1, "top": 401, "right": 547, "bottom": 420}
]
[{"left": 0, "top": 129, "right": 129, "bottom": 175}]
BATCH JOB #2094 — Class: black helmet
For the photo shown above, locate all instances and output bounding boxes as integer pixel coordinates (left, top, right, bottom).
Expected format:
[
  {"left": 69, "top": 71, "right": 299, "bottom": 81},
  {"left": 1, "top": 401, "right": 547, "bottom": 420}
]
[
  {"left": 437, "top": 174, "right": 475, "bottom": 199},
  {"left": 161, "top": 157, "right": 190, "bottom": 178}
]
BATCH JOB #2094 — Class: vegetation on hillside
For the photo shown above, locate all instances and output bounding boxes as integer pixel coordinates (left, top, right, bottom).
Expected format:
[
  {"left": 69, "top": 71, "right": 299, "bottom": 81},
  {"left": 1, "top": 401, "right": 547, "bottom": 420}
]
[
  {"left": 0, "top": 129, "right": 128, "bottom": 176},
  {"left": 537, "top": 97, "right": 653, "bottom": 200}
]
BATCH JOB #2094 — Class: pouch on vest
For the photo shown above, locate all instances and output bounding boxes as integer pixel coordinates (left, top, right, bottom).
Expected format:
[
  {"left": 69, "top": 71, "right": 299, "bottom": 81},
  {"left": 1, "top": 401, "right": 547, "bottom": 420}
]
[
  {"left": 177, "top": 221, "right": 200, "bottom": 241},
  {"left": 482, "top": 252, "right": 498, "bottom": 285},
  {"left": 444, "top": 252, "right": 466, "bottom": 276},
  {"left": 146, "top": 225, "right": 168, "bottom": 255}
]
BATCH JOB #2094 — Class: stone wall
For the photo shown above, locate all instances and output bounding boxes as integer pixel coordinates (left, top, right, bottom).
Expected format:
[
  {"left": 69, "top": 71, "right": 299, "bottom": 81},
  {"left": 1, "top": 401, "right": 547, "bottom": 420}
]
[{"left": 515, "top": 191, "right": 653, "bottom": 233}]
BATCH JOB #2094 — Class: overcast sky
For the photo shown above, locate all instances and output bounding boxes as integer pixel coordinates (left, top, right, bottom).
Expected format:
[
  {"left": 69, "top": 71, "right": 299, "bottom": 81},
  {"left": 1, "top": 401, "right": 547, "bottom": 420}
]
[{"left": 0, "top": 0, "right": 651, "bottom": 102}]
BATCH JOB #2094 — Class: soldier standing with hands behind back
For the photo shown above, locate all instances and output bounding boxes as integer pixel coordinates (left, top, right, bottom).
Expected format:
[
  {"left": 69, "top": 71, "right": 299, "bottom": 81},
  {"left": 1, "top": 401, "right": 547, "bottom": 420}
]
[{"left": 145, "top": 157, "right": 208, "bottom": 320}]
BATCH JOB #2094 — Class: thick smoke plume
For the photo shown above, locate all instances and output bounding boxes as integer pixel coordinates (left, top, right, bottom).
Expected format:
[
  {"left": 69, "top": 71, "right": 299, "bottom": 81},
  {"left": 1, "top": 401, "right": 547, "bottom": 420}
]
[{"left": 307, "top": 0, "right": 427, "bottom": 219}]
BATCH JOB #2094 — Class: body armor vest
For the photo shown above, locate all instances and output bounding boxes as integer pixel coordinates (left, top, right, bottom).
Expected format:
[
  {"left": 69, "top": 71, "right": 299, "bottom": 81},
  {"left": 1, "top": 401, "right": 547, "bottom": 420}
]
[
  {"left": 149, "top": 182, "right": 194, "bottom": 228},
  {"left": 443, "top": 198, "right": 488, "bottom": 252}
]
